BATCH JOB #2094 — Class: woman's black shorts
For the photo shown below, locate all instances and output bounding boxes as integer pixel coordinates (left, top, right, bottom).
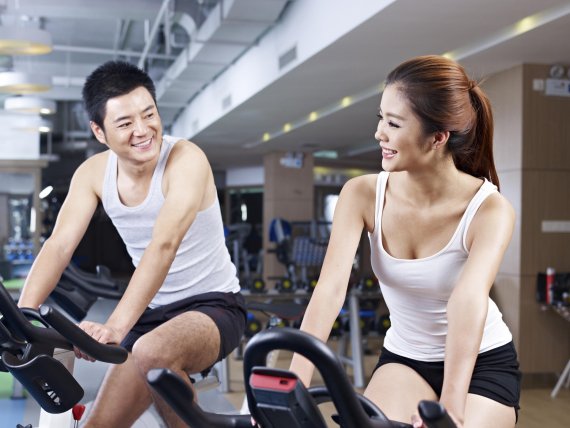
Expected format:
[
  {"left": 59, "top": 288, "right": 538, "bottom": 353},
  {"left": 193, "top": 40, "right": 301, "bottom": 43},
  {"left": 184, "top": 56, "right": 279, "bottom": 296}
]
[
  {"left": 374, "top": 342, "right": 522, "bottom": 419},
  {"left": 120, "top": 291, "right": 247, "bottom": 363}
]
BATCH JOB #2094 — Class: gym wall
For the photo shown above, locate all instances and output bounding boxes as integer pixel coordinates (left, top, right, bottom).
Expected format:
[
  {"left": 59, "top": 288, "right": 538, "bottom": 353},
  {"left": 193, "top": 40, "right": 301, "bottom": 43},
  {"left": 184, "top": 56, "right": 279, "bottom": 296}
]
[{"left": 485, "top": 63, "right": 570, "bottom": 385}]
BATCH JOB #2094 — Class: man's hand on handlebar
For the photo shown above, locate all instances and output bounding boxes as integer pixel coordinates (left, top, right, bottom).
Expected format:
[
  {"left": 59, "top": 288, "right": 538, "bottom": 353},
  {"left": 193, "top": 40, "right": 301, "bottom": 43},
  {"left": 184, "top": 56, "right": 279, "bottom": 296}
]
[{"left": 75, "top": 321, "right": 122, "bottom": 361}]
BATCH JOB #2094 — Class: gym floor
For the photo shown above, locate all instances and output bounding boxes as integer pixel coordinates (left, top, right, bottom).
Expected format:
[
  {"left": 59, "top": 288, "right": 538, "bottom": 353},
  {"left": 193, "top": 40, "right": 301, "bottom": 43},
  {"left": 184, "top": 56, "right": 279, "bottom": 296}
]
[{"left": 2, "top": 299, "right": 569, "bottom": 427}]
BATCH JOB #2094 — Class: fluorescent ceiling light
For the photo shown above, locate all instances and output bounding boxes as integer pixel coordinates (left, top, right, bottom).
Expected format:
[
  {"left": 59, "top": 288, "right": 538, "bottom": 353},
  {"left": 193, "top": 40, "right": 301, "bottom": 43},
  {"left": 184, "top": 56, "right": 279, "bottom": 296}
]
[
  {"left": 12, "top": 117, "right": 52, "bottom": 133},
  {"left": 39, "top": 185, "right": 53, "bottom": 199},
  {"left": 0, "top": 26, "right": 52, "bottom": 55},
  {"left": 314, "top": 150, "right": 338, "bottom": 159},
  {"left": 4, "top": 96, "right": 56, "bottom": 114},
  {"left": 38, "top": 123, "right": 51, "bottom": 133},
  {"left": 0, "top": 71, "right": 51, "bottom": 93}
]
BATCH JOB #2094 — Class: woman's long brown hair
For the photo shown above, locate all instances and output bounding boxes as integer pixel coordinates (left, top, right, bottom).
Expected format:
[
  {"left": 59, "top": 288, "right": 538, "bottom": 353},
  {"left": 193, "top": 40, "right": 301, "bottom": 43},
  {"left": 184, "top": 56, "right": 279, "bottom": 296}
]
[{"left": 385, "top": 55, "right": 499, "bottom": 188}]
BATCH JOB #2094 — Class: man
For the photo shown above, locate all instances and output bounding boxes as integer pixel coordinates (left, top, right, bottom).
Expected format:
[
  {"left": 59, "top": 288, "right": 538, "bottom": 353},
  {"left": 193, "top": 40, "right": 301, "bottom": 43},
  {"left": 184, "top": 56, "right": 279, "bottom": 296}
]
[{"left": 18, "top": 60, "right": 246, "bottom": 427}]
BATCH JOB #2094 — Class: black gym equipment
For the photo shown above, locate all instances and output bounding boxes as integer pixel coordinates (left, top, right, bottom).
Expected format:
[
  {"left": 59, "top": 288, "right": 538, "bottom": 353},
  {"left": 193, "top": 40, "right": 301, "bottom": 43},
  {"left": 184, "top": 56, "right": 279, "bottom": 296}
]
[
  {"left": 0, "top": 281, "right": 127, "bottom": 414},
  {"left": 249, "top": 278, "right": 267, "bottom": 294},
  {"left": 48, "top": 263, "right": 127, "bottom": 321},
  {"left": 267, "top": 218, "right": 329, "bottom": 293},
  {"left": 376, "top": 314, "right": 391, "bottom": 335},
  {"left": 358, "top": 277, "right": 379, "bottom": 292},
  {"left": 275, "top": 278, "right": 295, "bottom": 293},
  {"left": 245, "top": 312, "right": 263, "bottom": 338},
  {"left": 247, "top": 300, "right": 306, "bottom": 333},
  {"left": 148, "top": 327, "right": 456, "bottom": 428}
]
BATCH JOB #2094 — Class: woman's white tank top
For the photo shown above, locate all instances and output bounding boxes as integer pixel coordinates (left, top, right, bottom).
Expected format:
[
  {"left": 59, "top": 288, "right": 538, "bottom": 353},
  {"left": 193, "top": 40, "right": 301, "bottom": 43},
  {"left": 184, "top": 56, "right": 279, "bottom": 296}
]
[{"left": 368, "top": 172, "right": 512, "bottom": 361}]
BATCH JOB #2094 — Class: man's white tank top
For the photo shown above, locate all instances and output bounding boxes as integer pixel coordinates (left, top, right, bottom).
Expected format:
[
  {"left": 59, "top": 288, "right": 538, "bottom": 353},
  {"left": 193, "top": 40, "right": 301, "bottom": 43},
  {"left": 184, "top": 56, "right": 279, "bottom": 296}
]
[
  {"left": 102, "top": 135, "right": 240, "bottom": 308},
  {"left": 368, "top": 172, "right": 512, "bottom": 361}
]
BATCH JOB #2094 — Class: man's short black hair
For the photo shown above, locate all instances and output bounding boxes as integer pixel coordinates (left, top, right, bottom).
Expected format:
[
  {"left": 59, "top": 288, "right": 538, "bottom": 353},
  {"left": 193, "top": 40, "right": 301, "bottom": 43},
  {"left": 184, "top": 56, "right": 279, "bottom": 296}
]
[{"left": 82, "top": 60, "right": 157, "bottom": 129}]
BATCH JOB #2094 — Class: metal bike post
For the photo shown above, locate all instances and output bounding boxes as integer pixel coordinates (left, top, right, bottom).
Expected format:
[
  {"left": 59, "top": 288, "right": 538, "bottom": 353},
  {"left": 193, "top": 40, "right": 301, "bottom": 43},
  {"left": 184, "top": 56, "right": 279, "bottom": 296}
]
[{"left": 348, "top": 289, "right": 365, "bottom": 388}]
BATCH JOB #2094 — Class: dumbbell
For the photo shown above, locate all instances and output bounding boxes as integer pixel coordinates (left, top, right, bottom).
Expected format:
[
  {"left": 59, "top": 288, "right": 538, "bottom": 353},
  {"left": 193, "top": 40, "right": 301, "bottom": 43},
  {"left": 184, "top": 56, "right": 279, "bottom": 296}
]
[
  {"left": 376, "top": 314, "right": 391, "bottom": 335},
  {"left": 305, "top": 278, "right": 318, "bottom": 293},
  {"left": 330, "top": 316, "right": 344, "bottom": 338},
  {"left": 245, "top": 313, "right": 262, "bottom": 338},
  {"left": 250, "top": 278, "right": 266, "bottom": 294},
  {"left": 358, "top": 277, "right": 378, "bottom": 292},
  {"left": 344, "top": 310, "right": 376, "bottom": 336},
  {"left": 275, "top": 278, "right": 295, "bottom": 293}
]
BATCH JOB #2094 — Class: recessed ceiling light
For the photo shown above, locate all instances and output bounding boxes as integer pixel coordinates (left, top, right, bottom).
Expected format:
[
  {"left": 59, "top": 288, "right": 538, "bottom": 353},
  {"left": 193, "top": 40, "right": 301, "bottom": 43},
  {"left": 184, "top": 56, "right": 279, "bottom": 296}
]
[
  {"left": 4, "top": 96, "right": 56, "bottom": 114},
  {"left": 0, "top": 26, "right": 52, "bottom": 55},
  {"left": 0, "top": 71, "right": 51, "bottom": 93}
]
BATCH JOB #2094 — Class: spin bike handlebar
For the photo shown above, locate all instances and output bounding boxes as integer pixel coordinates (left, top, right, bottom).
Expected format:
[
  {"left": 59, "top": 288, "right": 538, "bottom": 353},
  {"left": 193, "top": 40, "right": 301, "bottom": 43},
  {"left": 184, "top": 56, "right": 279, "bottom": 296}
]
[
  {"left": 0, "top": 282, "right": 127, "bottom": 363},
  {"left": 0, "top": 281, "right": 127, "bottom": 413},
  {"left": 39, "top": 305, "right": 127, "bottom": 363},
  {"left": 148, "top": 327, "right": 456, "bottom": 428},
  {"left": 244, "top": 327, "right": 395, "bottom": 428},
  {"left": 148, "top": 368, "right": 252, "bottom": 427}
]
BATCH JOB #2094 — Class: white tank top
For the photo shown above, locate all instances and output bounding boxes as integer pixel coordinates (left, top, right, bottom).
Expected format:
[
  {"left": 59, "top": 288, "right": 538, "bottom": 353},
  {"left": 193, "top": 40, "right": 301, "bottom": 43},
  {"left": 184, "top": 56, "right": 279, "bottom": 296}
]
[
  {"left": 102, "top": 135, "right": 240, "bottom": 308},
  {"left": 368, "top": 172, "right": 512, "bottom": 361}
]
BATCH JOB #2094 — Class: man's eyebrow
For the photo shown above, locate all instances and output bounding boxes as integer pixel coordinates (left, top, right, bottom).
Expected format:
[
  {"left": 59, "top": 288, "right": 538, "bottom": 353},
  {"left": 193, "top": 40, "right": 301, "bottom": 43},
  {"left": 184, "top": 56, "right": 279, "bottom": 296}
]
[
  {"left": 112, "top": 105, "right": 154, "bottom": 124},
  {"left": 113, "top": 114, "right": 131, "bottom": 124}
]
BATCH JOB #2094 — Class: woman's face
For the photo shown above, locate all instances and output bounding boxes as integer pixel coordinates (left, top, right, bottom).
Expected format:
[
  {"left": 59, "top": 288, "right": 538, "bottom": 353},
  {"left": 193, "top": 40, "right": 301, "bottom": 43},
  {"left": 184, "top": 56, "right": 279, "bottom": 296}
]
[{"left": 375, "top": 84, "right": 434, "bottom": 172}]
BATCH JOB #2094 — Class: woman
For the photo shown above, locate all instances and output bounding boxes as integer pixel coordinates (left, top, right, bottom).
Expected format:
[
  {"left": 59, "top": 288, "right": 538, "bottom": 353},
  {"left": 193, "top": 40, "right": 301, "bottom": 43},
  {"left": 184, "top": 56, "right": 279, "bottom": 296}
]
[{"left": 289, "top": 55, "right": 521, "bottom": 428}]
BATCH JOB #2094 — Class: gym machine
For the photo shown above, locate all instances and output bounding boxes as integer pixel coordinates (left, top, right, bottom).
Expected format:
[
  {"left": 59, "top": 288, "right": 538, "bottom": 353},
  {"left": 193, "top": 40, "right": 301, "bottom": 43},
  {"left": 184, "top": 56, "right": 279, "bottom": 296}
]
[
  {"left": 0, "top": 281, "right": 127, "bottom": 428},
  {"left": 148, "top": 327, "right": 456, "bottom": 428}
]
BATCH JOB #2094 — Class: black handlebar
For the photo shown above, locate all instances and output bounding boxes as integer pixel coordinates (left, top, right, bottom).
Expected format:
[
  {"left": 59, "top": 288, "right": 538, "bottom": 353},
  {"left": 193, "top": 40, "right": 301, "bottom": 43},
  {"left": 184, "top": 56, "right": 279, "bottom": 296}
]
[
  {"left": 39, "top": 305, "right": 127, "bottom": 364},
  {"left": 243, "top": 327, "right": 393, "bottom": 428},
  {"left": 0, "top": 281, "right": 128, "bottom": 414},
  {"left": 61, "top": 264, "right": 124, "bottom": 299},
  {"left": 418, "top": 401, "right": 457, "bottom": 428},
  {"left": 0, "top": 282, "right": 127, "bottom": 364},
  {"left": 148, "top": 369, "right": 252, "bottom": 427},
  {"left": 147, "top": 327, "right": 455, "bottom": 428},
  {"left": 0, "top": 282, "right": 69, "bottom": 350}
]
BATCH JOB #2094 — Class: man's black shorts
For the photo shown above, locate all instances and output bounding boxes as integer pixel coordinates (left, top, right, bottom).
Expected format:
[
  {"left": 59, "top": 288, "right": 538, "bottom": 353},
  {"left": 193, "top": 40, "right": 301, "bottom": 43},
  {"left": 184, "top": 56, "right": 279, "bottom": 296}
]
[
  {"left": 121, "top": 291, "right": 247, "bottom": 362},
  {"left": 374, "top": 342, "right": 522, "bottom": 420}
]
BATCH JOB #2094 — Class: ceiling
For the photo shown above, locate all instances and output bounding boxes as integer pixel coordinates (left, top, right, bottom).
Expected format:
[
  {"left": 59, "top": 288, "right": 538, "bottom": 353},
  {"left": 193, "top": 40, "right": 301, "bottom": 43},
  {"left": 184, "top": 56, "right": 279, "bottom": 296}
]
[{"left": 1, "top": 0, "right": 570, "bottom": 177}]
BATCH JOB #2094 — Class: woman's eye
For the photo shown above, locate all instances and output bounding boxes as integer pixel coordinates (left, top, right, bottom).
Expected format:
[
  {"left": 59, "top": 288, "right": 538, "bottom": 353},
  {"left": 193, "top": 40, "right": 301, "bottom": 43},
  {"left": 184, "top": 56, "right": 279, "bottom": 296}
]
[
  {"left": 376, "top": 113, "right": 383, "bottom": 119},
  {"left": 388, "top": 121, "right": 400, "bottom": 128}
]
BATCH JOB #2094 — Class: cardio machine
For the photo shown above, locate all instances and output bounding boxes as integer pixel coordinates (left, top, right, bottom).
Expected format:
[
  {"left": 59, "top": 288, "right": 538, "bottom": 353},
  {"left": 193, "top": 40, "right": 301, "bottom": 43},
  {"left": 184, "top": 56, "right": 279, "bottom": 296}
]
[
  {"left": 148, "top": 327, "right": 456, "bottom": 428},
  {"left": 48, "top": 262, "right": 127, "bottom": 321},
  {"left": 0, "top": 281, "right": 127, "bottom": 428}
]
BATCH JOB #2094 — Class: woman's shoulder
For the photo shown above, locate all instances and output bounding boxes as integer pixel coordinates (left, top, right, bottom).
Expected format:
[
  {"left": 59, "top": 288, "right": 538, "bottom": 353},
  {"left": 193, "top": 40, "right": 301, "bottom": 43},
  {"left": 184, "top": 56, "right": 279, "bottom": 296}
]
[
  {"left": 469, "top": 187, "right": 515, "bottom": 241},
  {"left": 339, "top": 174, "right": 378, "bottom": 216},
  {"left": 480, "top": 190, "right": 514, "bottom": 218},
  {"left": 342, "top": 173, "right": 378, "bottom": 197}
]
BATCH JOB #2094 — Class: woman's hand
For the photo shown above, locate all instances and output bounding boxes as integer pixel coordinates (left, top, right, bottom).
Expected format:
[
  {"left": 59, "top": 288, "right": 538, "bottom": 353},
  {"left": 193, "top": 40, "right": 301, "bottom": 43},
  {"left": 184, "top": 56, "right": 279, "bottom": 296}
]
[{"left": 74, "top": 320, "right": 122, "bottom": 361}]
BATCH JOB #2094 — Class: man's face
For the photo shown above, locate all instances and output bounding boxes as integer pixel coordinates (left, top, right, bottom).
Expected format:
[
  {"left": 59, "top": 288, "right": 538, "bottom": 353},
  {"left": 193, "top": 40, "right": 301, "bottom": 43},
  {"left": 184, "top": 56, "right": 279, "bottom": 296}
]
[{"left": 90, "top": 86, "right": 162, "bottom": 164}]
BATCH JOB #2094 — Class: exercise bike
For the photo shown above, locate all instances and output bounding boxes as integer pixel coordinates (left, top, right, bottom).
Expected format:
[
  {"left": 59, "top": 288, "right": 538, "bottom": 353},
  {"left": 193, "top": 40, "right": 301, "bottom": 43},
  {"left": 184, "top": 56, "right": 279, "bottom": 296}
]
[
  {"left": 148, "top": 327, "right": 456, "bottom": 428},
  {"left": 0, "top": 281, "right": 127, "bottom": 428},
  {"left": 48, "top": 262, "right": 127, "bottom": 321}
]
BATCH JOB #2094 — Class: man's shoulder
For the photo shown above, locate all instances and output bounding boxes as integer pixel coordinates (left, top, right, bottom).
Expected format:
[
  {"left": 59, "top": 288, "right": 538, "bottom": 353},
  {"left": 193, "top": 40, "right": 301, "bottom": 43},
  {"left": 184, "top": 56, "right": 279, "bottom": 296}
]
[
  {"left": 79, "top": 149, "right": 110, "bottom": 173},
  {"left": 73, "top": 150, "right": 110, "bottom": 193},
  {"left": 166, "top": 137, "right": 207, "bottom": 163}
]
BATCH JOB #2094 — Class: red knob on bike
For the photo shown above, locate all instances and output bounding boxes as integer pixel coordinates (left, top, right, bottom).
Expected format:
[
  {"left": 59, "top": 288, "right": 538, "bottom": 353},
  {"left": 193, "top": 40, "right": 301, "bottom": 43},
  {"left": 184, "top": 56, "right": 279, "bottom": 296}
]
[{"left": 73, "top": 403, "right": 86, "bottom": 425}]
